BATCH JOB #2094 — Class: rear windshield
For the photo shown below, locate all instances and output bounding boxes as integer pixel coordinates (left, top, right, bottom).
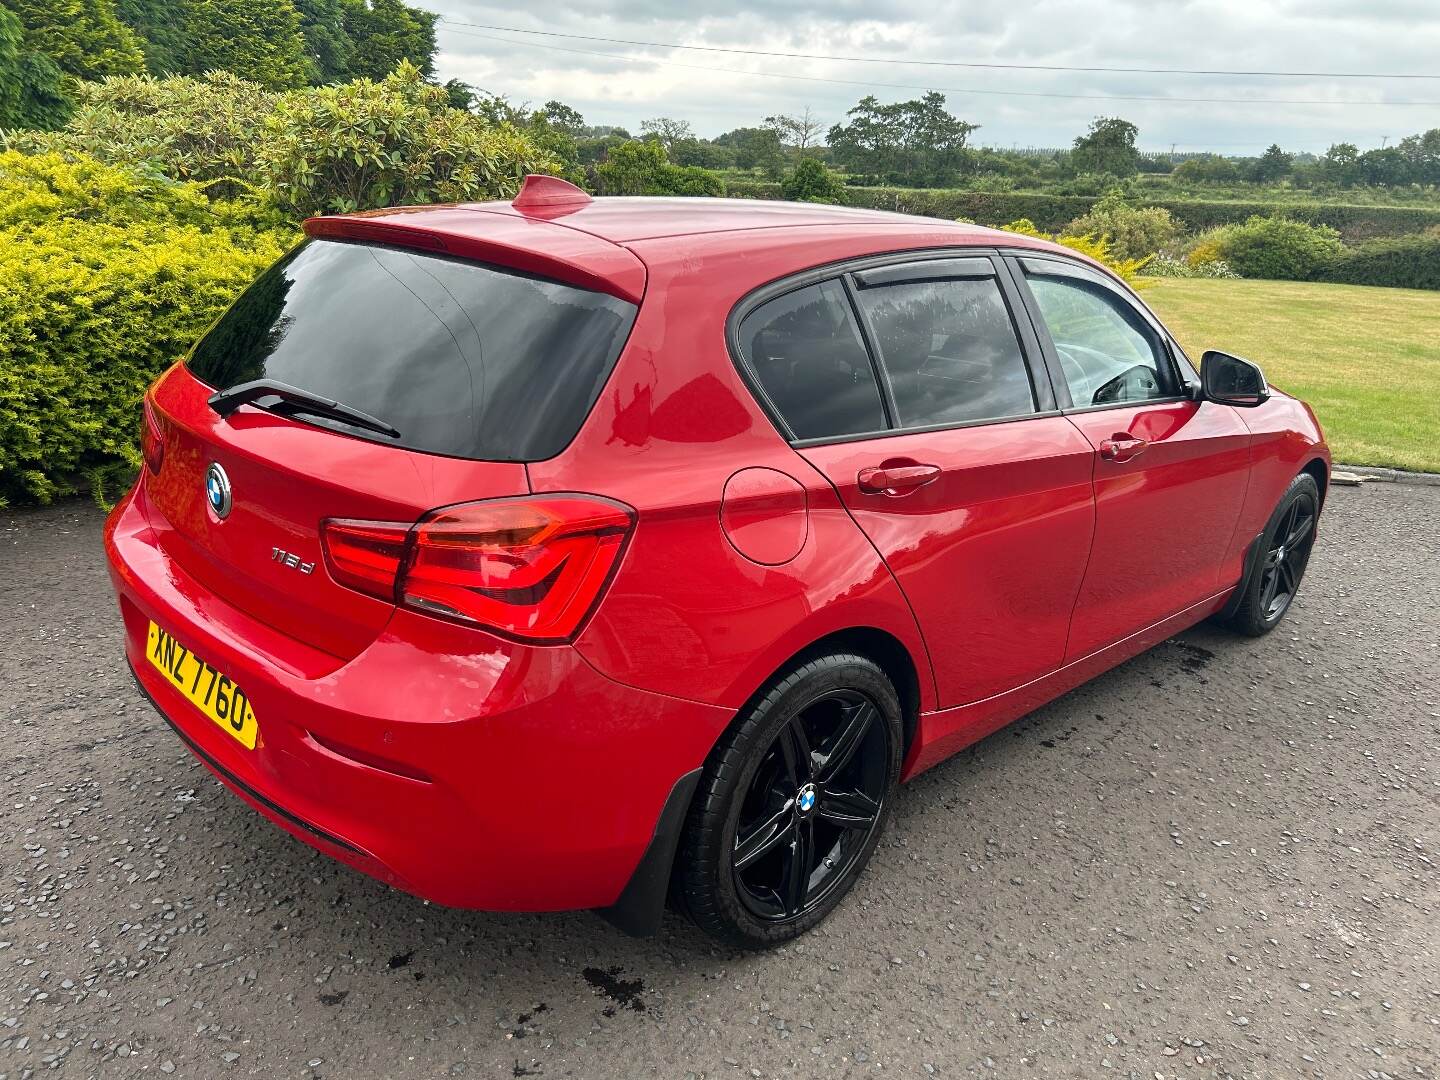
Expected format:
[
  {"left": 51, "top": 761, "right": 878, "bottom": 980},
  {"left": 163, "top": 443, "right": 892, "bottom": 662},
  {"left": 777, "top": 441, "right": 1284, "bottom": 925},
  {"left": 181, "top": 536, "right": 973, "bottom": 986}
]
[{"left": 186, "top": 239, "right": 637, "bottom": 461}]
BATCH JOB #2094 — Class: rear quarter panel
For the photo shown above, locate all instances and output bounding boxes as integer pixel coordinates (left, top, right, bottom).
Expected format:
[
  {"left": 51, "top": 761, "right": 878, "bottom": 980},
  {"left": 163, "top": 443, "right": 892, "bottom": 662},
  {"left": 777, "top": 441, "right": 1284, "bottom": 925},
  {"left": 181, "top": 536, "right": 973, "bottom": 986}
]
[{"left": 527, "top": 232, "right": 943, "bottom": 713}]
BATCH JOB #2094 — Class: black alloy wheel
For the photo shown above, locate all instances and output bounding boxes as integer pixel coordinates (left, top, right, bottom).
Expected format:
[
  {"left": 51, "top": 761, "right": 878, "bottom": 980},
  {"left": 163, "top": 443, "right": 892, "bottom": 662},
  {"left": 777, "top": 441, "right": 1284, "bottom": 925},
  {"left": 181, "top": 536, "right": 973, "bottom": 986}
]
[
  {"left": 674, "top": 652, "right": 903, "bottom": 948},
  {"left": 730, "top": 688, "right": 890, "bottom": 921},
  {"left": 1224, "top": 471, "right": 1321, "bottom": 637},
  {"left": 1257, "top": 490, "right": 1317, "bottom": 623}
]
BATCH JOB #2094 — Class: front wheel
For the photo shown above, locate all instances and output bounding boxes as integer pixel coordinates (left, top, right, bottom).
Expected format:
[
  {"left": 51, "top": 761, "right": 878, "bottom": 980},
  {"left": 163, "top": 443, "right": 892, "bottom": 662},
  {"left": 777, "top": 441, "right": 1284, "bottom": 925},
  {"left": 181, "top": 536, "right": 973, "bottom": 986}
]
[
  {"left": 1223, "top": 472, "right": 1319, "bottom": 637},
  {"left": 673, "top": 652, "right": 903, "bottom": 948}
]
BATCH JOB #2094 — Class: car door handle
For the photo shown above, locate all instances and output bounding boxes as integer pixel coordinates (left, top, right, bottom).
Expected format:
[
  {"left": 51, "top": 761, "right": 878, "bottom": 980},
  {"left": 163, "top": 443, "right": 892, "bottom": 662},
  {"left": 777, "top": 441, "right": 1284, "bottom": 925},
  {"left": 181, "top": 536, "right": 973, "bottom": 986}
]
[
  {"left": 1099, "top": 432, "right": 1149, "bottom": 463},
  {"left": 857, "top": 462, "right": 941, "bottom": 496}
]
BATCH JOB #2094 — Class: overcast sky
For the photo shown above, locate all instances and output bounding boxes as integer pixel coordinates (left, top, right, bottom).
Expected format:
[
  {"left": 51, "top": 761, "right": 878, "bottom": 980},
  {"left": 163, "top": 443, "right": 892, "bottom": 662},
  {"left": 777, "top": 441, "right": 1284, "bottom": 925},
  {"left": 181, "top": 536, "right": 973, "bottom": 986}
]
[{"left": 430, "top": 1, "right": 1440, "bottom": 154}]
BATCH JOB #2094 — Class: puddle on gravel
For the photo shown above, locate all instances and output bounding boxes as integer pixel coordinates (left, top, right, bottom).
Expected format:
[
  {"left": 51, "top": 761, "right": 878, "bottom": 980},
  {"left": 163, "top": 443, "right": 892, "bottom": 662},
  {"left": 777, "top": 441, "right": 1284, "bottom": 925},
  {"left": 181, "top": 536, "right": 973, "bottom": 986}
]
[{"left": 582, "top": 966, "right": 647, "bottom": 1013}]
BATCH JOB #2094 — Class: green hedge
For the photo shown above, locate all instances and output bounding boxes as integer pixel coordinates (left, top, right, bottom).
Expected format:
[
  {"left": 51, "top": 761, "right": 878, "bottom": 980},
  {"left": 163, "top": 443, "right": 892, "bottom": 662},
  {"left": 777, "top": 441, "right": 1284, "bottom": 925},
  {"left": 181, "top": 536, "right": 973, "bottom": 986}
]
[
  {"left": 1316, "top": 234, "right": 1440, "bottom": 290},
  {"left": 0, "top": 151, "right": 291, "bottom": 504},
  {"left": 724, "top": 180, "right": 1440, "bottom": 241}
]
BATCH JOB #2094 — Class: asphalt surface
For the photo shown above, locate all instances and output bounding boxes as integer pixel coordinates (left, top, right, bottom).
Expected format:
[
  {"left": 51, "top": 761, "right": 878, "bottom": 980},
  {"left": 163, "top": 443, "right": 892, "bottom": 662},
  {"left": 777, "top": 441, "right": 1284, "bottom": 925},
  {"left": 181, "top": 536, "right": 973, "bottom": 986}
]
[{"left": 1, "top": 482, "right": 1437, "bottom": 1080}]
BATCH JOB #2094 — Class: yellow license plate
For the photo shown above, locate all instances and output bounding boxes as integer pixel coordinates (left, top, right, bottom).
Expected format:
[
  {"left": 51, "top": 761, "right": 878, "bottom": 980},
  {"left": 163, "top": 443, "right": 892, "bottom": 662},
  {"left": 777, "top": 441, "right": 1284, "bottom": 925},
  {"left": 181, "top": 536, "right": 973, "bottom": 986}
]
[{"left": 145, "top": 620, "right": 258, "bottom": 750}]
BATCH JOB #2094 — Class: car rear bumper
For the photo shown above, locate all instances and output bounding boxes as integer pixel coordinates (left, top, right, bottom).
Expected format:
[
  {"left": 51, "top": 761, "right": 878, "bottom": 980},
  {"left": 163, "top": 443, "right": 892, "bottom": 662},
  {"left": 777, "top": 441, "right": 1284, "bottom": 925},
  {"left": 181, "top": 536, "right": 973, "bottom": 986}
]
[{"left": 105, "top": 481, "right": 731, "bottom": 913}]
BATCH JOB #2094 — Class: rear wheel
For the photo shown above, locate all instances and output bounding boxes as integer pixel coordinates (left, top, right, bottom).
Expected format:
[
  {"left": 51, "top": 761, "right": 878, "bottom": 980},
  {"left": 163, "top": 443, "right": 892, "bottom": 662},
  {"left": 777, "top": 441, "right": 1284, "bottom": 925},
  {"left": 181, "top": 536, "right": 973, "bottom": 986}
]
[
  {"left": 1223, "top": 472, "right": 1319, "bottom": 637},
  {"left": 674, "top": 653, "right": 902, "bottom": 948}
]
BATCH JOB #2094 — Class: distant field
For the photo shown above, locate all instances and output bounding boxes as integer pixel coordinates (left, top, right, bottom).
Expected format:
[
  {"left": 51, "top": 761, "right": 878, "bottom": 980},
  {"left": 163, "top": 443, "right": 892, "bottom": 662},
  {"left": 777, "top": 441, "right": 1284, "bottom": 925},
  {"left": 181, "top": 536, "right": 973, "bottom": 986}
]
[{"left": 1144, "top": 278, "right": 1440, "bottom": 473}]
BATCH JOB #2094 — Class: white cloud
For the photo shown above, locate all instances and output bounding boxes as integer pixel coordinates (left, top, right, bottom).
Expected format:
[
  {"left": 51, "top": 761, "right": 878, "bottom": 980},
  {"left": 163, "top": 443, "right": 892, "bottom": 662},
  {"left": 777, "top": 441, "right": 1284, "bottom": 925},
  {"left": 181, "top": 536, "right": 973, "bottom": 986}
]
[{"left": 431, "top": 1, "right": 1440, "bottom": 153}]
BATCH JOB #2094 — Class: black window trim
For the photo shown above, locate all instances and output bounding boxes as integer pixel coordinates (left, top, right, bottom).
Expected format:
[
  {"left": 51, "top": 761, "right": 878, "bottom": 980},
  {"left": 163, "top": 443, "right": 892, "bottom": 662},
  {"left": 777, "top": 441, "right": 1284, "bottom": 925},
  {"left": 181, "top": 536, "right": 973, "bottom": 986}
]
[
  {"left": 726, "top": 247, "right": 1063, "bottom": 449},
  {"left": 1003, "top": 249, "right": 1199, "bottom": 414}
]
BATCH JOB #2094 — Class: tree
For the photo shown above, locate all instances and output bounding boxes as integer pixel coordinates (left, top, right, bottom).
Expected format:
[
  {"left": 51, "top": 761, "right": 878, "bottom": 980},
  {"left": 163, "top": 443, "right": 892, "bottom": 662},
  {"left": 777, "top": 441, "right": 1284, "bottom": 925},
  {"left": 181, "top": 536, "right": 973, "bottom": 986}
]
[
  {"left": 0, "top": 6, "right": 71, "bottom": 129},
  {"left": 342, "top": 0, "right": 437, "bottom": 80},
  {"left": 115, "top": 0, "right": 188, "bottom": 74},
  {"left": 293, "top": 0, "right": 354, "bottom": 80},
  {"left": 639, "top": 116, "right": 694, "bottom": 149},
  {"left": 538, "top": 100, "right": 585, "bottom": 138},
  {"left": 765, "top": 107, "right": 824, "bottom": 155},
  {"left": 181, "top": 0, "right": 314, "bottom": 89},
  {"left": 1, "top": 0, "right": 146, "bottom": 79},
  {"left": 1173, "top": 154, "right": 1241, "bottom": 184},
  {"left": 1070, "top": 117, "right": 1140, "bottom": 177},
  {"left": 593, "top": 138, "right": 723, "bottom": 196},
  {"left": 826, "top": 93, "right": 977, "bottom": 186},
  {"left": 1396, "top": 128, "right": 1440, "bottom": 185},
  {"left": 1356, "top": 146, "right": 1411, "bottom": 187},
  {"left": 1319, "top": 142, "right": 1361, "bottom": 187},
  {"left": 1250, "top": 143, "right": 1293, "bottom": 183},
  {"left": 780, "top": 157, "right": 845, "bottom": 203},
  {"left": 713, "top": 126, "right": 785, "bottom": 177}
]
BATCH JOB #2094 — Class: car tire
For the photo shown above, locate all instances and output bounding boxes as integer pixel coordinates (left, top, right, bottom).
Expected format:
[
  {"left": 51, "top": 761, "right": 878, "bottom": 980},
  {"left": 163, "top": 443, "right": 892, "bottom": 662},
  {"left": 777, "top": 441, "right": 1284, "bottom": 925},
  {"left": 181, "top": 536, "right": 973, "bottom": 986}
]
[
  {"left": 1223, "top": 472, "right": 1320, "bottom": 637},
  {"left": 673, "top": 652, "right": 903, "bottom": 949}
]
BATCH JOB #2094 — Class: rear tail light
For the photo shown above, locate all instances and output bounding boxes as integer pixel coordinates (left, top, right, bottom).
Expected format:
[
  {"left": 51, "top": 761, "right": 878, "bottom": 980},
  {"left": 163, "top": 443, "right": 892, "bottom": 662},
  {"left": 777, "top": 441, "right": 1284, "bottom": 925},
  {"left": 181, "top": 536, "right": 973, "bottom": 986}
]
[
  {"left": 140, "top": 399, "right": 165, "bottom": 474},
  {"left": 320, "top": 495, "right": 635, "bottom": 643}
]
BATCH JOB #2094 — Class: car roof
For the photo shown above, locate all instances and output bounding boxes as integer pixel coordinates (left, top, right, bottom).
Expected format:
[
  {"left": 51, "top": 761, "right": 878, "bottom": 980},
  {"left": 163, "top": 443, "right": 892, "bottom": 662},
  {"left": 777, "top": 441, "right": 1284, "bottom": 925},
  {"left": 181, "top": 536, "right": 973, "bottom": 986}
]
[{"left": 309, "top": 193, "right": 1090, "bottom": 303}]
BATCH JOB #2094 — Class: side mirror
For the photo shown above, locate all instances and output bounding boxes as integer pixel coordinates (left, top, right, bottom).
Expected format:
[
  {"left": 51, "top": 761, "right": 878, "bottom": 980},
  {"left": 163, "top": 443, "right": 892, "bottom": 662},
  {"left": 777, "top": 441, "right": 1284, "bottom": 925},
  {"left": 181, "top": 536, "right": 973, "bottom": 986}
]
[{"left": 1201, "top": 350, "right": 1270, "bottom": 408}]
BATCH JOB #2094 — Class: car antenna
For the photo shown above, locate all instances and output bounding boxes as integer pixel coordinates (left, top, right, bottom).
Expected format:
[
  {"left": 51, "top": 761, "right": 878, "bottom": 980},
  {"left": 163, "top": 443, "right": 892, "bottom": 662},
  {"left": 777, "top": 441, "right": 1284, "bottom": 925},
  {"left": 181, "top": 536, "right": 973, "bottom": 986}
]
[{"left": 511, "top": 174, "right": 593, "bottom": 216}]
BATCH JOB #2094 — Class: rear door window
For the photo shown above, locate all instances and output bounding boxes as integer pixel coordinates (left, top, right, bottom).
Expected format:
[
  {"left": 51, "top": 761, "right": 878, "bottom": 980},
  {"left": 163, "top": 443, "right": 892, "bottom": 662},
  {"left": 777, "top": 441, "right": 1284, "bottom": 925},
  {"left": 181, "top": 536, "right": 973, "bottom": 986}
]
[
  {"left": 186, "top": 239, "right": 637, "bottom": 461},
  {"left": 736, "top": 280, "right": 887, "bottom": 441},
  {"left": 852, "top": 272, "right": 1037, "bottom": 428}
]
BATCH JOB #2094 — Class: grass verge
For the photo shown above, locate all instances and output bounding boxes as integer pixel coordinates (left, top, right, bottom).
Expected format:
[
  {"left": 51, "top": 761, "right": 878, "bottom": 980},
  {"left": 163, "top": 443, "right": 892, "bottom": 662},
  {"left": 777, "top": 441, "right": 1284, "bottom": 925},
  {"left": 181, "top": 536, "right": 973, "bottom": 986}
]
[{"left": 1143, "top": 277, "right": 1440, "bottom": 473}]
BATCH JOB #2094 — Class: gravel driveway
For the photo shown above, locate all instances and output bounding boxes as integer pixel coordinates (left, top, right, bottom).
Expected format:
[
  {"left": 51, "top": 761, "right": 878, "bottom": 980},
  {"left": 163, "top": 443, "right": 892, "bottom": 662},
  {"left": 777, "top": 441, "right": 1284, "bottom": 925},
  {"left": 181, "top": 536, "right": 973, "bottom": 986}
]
[{"left": 2, "top": 482, "right": 1437, "bottom": 1079}]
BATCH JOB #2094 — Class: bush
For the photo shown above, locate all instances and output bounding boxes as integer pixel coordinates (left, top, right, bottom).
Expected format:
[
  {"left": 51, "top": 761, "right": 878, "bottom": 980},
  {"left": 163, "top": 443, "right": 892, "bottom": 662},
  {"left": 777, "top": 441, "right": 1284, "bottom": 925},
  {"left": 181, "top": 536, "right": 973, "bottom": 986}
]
[
  {"left": 593, "top": 139, "right": 725, "bottom": 197},
  {"left": 724, "top": 181, "right": 1440, "bottom": 240},
  {"left": 1141, "top": 253, "right": 1240, "bottom": 279},
  {"left": 19, "top": 65, "right": 561, "bottom": 216},
  {"left": 1000, "top": 218, "right": 1152, "bottom": 287},
  {"left": 1209, "top": 215, "right": 1343, "bottom": 280},
  {"left": 0, "top": 151, "right": 291, "bottom": 504},
  {"left": 12, "top": 71, "right": 279, "bottom": 199},
  {"left": 1063, "top": 193, "right": 1178, "bottom": 260},
  {"left": 257, "top": 62, "right": 560, "bottom": 217},
  {"left": 780, "top": 156, "right": 846, "bottom": 204},
  {"left": 1318, "top": 233, "right": 1440, "bottom": 290}
]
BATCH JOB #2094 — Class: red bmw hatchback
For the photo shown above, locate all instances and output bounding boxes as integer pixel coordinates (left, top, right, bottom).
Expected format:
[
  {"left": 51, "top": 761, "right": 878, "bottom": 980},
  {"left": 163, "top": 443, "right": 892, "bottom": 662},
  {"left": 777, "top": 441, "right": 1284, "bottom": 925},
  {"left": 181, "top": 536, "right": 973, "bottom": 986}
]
[{"left": 107, "top": 176, "right": 1329, "bottom": 947}]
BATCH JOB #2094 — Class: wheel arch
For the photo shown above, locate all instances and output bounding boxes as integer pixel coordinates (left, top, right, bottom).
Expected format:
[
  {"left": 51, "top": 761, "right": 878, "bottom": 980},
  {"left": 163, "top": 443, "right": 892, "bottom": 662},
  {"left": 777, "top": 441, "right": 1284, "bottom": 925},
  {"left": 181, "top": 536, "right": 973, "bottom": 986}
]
[{"left": 1301, "top": 457, "right": 1329, "bottom": 507}]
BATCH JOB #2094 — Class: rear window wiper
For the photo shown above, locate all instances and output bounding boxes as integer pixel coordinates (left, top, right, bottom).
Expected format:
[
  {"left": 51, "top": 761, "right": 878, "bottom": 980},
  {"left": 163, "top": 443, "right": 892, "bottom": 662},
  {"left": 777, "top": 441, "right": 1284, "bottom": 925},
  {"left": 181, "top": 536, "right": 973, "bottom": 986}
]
[{"left": 207, "top": 379, "right": 401, "bottom": 440}]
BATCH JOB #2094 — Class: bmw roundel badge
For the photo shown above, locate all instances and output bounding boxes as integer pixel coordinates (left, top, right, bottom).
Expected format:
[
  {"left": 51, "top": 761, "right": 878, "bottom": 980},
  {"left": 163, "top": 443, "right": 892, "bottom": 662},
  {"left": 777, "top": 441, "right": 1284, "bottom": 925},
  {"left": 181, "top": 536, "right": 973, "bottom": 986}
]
[{"left": 205, "top": 462, "right": 233, "bottom": 520}]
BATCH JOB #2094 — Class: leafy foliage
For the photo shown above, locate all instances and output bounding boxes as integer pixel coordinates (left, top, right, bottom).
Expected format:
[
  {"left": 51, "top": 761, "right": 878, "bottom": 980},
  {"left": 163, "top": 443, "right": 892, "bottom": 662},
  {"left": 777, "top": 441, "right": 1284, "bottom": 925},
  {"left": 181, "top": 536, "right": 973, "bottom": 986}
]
[
  {"left": 0, "top": 150, "right": 290, "bottom": 504},
  {"left": 1202, "top": 216, "right": 1344, "bottom": 281},
  {"left": 256, "top": 62, "right": 560, "bottom": 216},
  {"left": 826, "top": 93, "right": 977, "bottom": 186},
  {"left": 1065, "top": 192, "right": 1178, "bottom": 260},
  {"left": 1070, "top": 117, "right": 1140, "bottom": 178},
  {"left": 1318, "top": 234, "right": 1440, "bottom": 290},
  {"left": 593, "top": 138, "right": 725, "bottom": 197},
  {"left": 340, "top": 0, "right": 436, "bottom": 80},
  {"left": 725, "top": 181, "right": 1440, "bottom": 242},
  {"left": 1000, "top": 218, "right": 1152, "bottom": 287},
  {"left": 0, "top": 0, "right": 145, "bottom": 79},
  {"left": 180, "top": 0, "right": 312, "bottom": 89},
  {"left": 0, "top": 6, "right": 72, "bottom": 129},
  {"left": 1141, "top": 253, "right": 1240, "bottom": 280},
  {"left": 781, "top": 156, "right": 846, "bottom": 204},
  {"left": 14, "top": 72, "right": 280, "bottom": 199}
]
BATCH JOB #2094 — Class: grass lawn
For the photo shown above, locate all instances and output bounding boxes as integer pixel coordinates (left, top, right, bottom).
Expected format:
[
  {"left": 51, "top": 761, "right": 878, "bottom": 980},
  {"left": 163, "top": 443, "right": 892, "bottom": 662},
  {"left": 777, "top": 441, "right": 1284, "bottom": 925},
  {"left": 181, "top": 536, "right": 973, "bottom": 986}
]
[{"left": 1143, "top": 277, "right": 1440, "bottom": 473}]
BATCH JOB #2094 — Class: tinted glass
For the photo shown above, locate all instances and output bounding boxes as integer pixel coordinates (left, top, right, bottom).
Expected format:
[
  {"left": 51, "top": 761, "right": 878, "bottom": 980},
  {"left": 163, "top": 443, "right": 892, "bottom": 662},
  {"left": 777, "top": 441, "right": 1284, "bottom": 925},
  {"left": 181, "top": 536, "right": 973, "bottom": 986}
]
[
  {"left": 855, "top": 275, "right": 1035, "bottom": 427},
  {"left": 1025, "top": 272, "right": 1173, "bottom": 407},
  {"left": 187, "top": 240, "right": 637, "bottom": 461},
  {"left": 738, "top": 280, "right": 887, "bottom": 440}
]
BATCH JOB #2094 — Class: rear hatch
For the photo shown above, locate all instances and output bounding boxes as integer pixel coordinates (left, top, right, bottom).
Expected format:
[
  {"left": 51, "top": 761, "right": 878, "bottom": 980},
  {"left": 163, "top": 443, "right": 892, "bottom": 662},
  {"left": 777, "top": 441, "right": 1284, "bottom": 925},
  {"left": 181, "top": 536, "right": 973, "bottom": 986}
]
[{"left": 143, "top": 236, "right": 638, "bottom": 659}]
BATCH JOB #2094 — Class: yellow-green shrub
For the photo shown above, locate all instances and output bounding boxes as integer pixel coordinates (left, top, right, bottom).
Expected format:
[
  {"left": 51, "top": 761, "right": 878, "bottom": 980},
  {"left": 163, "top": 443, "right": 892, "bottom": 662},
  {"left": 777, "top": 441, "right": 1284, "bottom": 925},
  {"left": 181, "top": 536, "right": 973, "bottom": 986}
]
[
  {"left": 999, "top": 218, "right": 1152, "bottom": 287},
  {"left": 0, "top": 152, "right": 289, "bottom": 504}
]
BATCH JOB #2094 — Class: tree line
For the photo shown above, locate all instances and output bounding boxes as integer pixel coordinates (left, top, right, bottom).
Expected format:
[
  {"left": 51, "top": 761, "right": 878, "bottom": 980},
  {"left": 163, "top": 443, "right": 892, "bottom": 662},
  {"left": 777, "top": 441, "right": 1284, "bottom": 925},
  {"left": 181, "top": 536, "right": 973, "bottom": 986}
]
[{"left": 0, "top": 0, "right": 437, "bottom": 126}]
